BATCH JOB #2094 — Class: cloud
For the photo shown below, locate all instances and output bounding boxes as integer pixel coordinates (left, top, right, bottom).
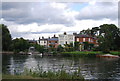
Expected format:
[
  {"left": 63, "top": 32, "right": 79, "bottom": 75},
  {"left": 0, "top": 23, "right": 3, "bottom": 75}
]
[
  {"left": 2, "top": 2, "right": 75, "bottom": 26},
  {"left": 0, "top": 18, "right": 118, "bottom": 40},
  {"left": 118, "top": 1, "right": 120, "bottom": 27},
  {"left": 76, "top": 2, "right": 118, "bottom": 20},
  {"left": 1, "top": 2, "right": 118, "bottom": 40}
]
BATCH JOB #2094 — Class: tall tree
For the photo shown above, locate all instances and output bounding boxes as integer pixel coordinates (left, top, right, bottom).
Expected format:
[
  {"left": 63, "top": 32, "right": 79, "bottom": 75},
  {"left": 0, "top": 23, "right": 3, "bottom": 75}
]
[
  {"left": 80, "top": 28, "right": 92, "bottom": 36},
  {"left": 12, "top": 38, "right": 30, "bottom": 52},
  {"left": 0, "top": 24, "right": 12, "bottom": 51},
  {"left": 91, "top": 27, "right": 100, "bottom": 36},
  {"left": 98, "top": 24, "right": 120, "bottom": 52}
]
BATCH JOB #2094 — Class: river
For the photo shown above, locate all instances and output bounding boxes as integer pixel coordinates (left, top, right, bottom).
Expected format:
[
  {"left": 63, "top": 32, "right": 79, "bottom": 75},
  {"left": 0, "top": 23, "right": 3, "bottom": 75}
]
[{"left": 2, "top": 54, "right": 120, "bottom": 80}]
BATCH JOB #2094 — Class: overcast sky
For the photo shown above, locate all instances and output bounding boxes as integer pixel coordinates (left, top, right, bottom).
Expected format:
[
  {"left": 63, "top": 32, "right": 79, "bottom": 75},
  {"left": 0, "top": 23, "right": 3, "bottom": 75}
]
[{"left": 0, "top": 1, "right": 118, "bottom": 40}]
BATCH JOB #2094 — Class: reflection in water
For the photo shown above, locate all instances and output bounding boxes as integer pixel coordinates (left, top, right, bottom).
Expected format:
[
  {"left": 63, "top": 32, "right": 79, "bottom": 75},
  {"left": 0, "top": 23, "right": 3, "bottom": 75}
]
[
  {"left": 2, "top": 54, "right": 120, "bottom": 80},
  {"left": 9, "top": 57, "right": 14, "bottom": 75}
]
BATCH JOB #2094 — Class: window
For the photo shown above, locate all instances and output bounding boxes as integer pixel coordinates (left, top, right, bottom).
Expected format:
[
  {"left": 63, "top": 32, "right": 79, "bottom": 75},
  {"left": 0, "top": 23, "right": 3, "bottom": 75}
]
[
  {"left": 77, "top": 38, "right": 79, "bottom": 42},
  {"left": 91, "top": 39, "right": 93, "bottom": 42},
  {"left": 66, "top": 41, "right": 67, "bottom": 44},
  {"left": 96, "top": 40, "right": 98, "bottom": 43},
  {"left": 83, "top": 38, "right": 85, "bottom": 42},
  {"left": 89, "top": 38, "right": 91, "bottom": 42},
  {"left": 44, "top": 41, "right": 46, "bottom": 43}
]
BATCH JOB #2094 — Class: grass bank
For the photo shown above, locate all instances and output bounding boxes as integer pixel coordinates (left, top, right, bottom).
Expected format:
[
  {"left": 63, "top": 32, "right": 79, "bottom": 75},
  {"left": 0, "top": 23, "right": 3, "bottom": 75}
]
[
  {"left": 61, "top": 51, "right": 102, "bottom": 57},
  {"left": 61, "top": 51, "right": 120, "bottom": 57},
  {"left": 110, "top": 51, "right": 120, "bottom": 55}
]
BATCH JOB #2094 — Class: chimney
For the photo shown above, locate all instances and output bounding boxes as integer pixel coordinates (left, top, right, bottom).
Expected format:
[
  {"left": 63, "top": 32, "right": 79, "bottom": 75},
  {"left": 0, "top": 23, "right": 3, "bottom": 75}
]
[
  {"left": 54, "top": 34, "right": 56, "bottom": 37},
  {"left": 64, "top": 32, "right": 67, "bottom": 35},
  {"left": 39, "top": 37, "right": 40, "bottom": 43},
  {"left": 73, "top": 33, "right": 77, "bottom": 35}
]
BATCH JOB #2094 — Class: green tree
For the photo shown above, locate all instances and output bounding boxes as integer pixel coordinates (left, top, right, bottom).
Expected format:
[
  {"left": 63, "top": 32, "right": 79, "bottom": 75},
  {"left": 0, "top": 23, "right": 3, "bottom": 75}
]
[
  {"left": 0, "top": 24, "right": 12, "bottom": 51},
  {"left": 12, "top": 38, "right": 30, "bottom": 52},
  {"left": 91, "top": 27, "right": 100, "bottom": 36},
  {"left": 83, "top": 42, "right": 89, "bottom": 50},
  {"left": 98, "top": 24, "right": 120, "bottom": 52},
  {"left": 83, "top": 42, "right": 94, "bottom": 50},
  {"left": 64, "top": 43, "right": 74, "bottom": 52},
  {"left": 74, "top": 42, "right": 80, "bottom": 51},
  {"left": 31, "top": 44, "right": 45, "bottom": 53},
  {"left": 80, "top": 28, "right": 92, "bottom": 36},
  {"left": 57, "top": 45, "right": 64, "bottom": 52}
]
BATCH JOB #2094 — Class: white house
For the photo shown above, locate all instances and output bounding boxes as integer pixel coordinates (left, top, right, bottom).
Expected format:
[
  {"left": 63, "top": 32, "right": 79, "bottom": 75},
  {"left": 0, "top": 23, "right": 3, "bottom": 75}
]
[
  {"left": 37, "top": 37, "right": 48, "bottom": 47},
  {"left": 58, "top": 32, "right": 75, "bottom": 47}
]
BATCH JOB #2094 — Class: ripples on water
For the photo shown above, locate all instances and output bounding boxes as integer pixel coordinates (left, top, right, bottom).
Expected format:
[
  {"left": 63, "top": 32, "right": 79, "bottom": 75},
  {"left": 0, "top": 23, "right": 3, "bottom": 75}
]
[{"left": 2, "top": 54, "right": 120, "bottom": 80}]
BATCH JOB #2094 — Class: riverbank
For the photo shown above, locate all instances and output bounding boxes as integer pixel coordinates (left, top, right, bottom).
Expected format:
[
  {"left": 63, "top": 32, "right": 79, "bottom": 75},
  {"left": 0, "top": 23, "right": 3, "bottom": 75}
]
[
  {"left": 61, "top": 51, "right": 120, "bottom": 57},
  {"left": 1, "top": 51, "right": 120, "bottom": 57},
  {"left": 0, "top": 51, "right": 14, "bottom": 54},
  {"left": 2, "top": 75, "right": 43, "bottom": 79}
]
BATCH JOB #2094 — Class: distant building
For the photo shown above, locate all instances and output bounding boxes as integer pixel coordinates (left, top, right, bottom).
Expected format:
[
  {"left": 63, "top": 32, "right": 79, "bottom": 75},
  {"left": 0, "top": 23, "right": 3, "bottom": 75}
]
[
  {"left": 48, "top": 35, "right": 59, "bottom": 48},
  {"left": 58, "top": 32, "right": 75, "bottom": 47},
  {"left": 28, "top": 39, "right": 37, "bottom": 44},
  {"left": 37, "top": 37, "right": 48, "bottom": 48},
  {"left": 74, "top": 33, "right": 98, "bottom": 46}
]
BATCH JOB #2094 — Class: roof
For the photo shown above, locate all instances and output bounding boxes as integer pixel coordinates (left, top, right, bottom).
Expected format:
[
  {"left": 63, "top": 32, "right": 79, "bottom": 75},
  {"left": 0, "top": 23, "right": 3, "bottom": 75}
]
[
  {"left": 39, "top": 39, "right": 48, "bottom": 40},
  {"left": 28, "top": 40, "right": 37, "bottom": 42},
  {"left": 74, "top": 34, "right": 98, "bottom": 39},
  {"left": 74, "top": 34, "right": 92, "bottom": 38},
  {"left": 48, "top": 37, "right": 58, "bottom": 41},
  {"left": 49, "top": 42, "right": 56, "bottom": 44}
]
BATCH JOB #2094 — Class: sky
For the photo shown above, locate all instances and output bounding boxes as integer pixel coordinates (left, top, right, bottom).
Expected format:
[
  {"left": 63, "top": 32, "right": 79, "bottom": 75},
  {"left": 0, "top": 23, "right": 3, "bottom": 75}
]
[{"left": 0, "top": 1, "right": 119, "bottom": 40}]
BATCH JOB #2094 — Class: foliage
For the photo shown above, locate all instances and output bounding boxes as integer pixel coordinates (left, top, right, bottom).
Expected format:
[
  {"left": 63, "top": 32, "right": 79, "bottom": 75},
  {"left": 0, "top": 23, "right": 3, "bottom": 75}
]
[
  {"left": 22, "top": 65, "right": 84, "bottom": 80},
  {"left": 74, "top": 42, "right": 80, "bottom": 51},
  {"left": 98, "top": 24, "right": 120, "bottom": 52},
  {"left": 64, "top": 43, "right": 74, "bottom": 52},
  {"left": 12, "top": 38, "right": 30, "bottom": 52},
  {"left": 48, "top": 44, "right": 57, "bottom": 52},
  {"left": 83, "top": 42, "right": 89, "bottom": 50},
  {"left": 30, "top": 43, "right": 45, "bottom": 53},
  {"left": 0, "top": 24, "right": 12, "bottom": 51},
  {"left": 79, "top": 24, "right": 120, "bottom": 52},
  {"left": 80, "top": 28, "right": 91, "bottom": 36},
  {"left": 83, "top": 42, "right": 94, "bottom": 50},
  {"left": 57, "top": 45, "right": 64, "bottom": 52}
]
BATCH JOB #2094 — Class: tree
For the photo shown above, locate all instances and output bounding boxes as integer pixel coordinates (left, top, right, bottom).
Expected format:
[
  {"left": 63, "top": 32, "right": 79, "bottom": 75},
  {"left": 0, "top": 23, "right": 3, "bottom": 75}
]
[
  {"left": 0, "top": 24, "right": 12, "bottom": 51},
  {"left": 80, "top": 28, "right": 92, "bottom": 36},
  {"left": 31, "top": 44, "right": 45, "bottom": 53},
  {"left": 74, "top": 42, "right": 80, "bottom": 51},
  {"left": 91, "top": 27, "right": 100, "bottom": 36},
  {"left": 12, "top": 38, "right": 30, "bottom": 52},
  {"left": 57, "top": 45, "right": 64, "bottom": 52},
  {"left": 98, "top": 24, "right": 120, "bottom": 52},
  {"left": 64, "top": 43, "right": 74, "bottom": 52},
  {"left": 83, "top": 42, "right": 89, "bottom": 50}
]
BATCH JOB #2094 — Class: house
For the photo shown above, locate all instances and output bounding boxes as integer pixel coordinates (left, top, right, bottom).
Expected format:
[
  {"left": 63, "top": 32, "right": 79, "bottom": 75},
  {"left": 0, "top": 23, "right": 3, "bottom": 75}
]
[
  {"left": 48, "top": 35, "right": 59, "bottom": 48},
  {"left": 37, "top": 37, "right": 48, "bottom": 48},
  {"left": 58, "top": 32, "right": 75, "bottom": 47},
  {"left": 73, "top": 33, "right": 98, "bottom": 46},
  {"left": 28, "top": 39, "right": 37, "bottom": 44}
]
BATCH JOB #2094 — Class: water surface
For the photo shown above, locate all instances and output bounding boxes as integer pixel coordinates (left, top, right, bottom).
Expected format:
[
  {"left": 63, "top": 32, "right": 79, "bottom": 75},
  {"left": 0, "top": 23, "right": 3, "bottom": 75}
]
[{"left": 2, "top": 54, "right": 120, "bottom": 80}]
